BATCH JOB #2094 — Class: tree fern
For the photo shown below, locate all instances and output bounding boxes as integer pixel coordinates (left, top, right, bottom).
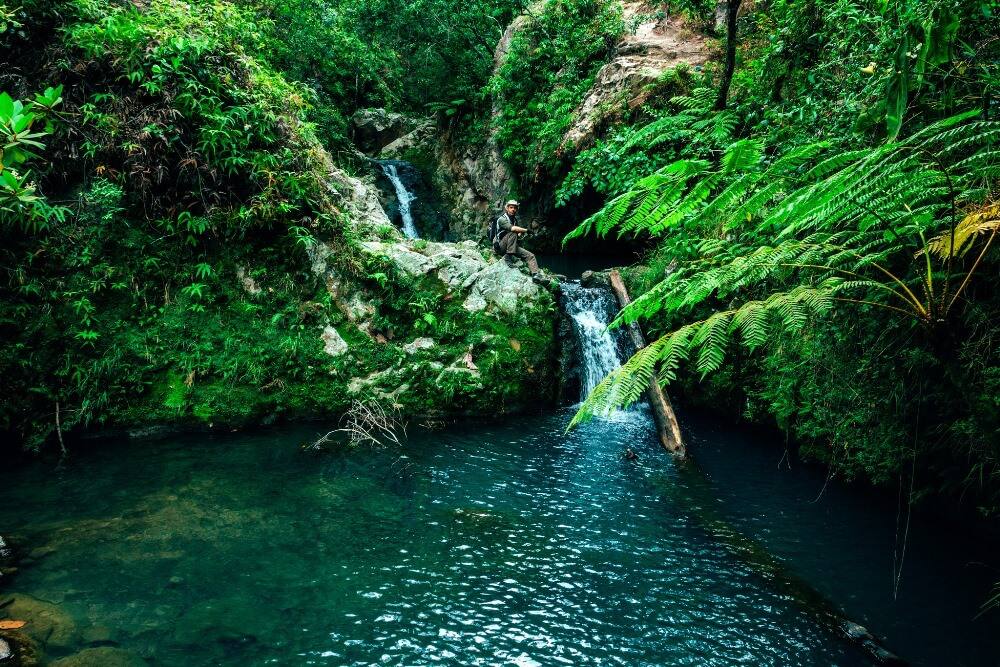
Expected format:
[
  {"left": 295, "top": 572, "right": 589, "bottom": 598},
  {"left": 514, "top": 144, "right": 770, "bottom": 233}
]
[{"left": 568, "top": 112, "right": 1000, "bottom": 425}]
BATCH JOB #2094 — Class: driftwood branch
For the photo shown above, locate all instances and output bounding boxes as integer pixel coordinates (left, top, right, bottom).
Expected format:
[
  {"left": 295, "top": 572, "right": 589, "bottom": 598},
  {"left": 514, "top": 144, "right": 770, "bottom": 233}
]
[
  {"left": 309, "top": 398, "right": 407, "bottom": 451},
  {"left": 608, "top": 270, "right": 686, "bottom": 458}
]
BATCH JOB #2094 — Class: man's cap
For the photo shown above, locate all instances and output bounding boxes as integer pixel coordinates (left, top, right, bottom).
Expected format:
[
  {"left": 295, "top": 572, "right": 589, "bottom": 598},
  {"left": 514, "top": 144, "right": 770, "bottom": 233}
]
[{"left": 505, "top": 199, "right": 520, "bottom": 207}]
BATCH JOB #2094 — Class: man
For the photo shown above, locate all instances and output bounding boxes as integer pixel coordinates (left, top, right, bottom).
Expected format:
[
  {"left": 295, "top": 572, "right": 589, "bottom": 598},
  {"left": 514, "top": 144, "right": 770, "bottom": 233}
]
[{"left": 490, "top": 199, "right": 542, "bottom": 281}]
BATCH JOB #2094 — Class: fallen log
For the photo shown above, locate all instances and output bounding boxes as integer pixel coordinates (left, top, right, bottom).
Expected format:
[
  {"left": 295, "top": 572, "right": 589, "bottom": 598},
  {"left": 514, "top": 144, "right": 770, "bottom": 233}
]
[{"left": 607, "top": 269, "right": 686, "bottom": 458}]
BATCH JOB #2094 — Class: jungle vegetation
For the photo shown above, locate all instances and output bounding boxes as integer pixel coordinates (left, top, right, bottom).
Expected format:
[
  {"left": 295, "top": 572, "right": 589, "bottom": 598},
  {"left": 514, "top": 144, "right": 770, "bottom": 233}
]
[
  {"left": 554, "top": 0, "right": 1000, "bottom": 514},
  {"left": 2, "top": 0, "right": 999, "bottom": 521}
]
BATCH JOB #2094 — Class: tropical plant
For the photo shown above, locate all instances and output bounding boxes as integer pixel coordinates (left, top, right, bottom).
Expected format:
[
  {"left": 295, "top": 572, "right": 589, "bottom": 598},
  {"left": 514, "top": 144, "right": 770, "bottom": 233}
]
[
  {"left": 0, "top": 86, "right": 67, "bottom": 231},
  {"left": 568, "top": 112, "right": 1000, "bottom": 424}
]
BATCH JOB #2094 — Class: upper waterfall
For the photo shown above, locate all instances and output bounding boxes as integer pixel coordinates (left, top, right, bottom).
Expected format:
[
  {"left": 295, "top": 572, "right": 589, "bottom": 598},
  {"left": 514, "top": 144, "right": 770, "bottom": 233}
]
[{"left": 378, "top": 161, "right": 420, "bottom": 239}]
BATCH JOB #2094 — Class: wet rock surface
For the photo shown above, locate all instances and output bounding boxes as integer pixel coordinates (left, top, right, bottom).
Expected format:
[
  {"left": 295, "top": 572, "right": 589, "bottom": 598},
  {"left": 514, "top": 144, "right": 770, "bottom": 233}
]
[
  {"left": 3, "top": 594, "right": 79, "bottom": 651},
  {"left": 50, "top": 647, "right": 146, "bottom": 667},
  {"left": 561, "top": 4, "right": 711, "bottom": 153}
]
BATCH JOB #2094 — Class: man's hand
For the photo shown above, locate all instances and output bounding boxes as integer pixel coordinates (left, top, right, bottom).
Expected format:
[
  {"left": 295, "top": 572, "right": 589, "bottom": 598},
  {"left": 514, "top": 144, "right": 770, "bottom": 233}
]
[{"left": 511, "top": 225, "right": 528, "bottom": 234}]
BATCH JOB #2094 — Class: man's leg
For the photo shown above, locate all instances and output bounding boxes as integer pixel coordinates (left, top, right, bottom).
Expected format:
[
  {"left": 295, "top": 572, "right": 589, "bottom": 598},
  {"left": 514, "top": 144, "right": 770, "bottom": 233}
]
[
  {"left": 515, "top": 247, "right": 539, "bottom": 274},
  {"left": 498, "top": 233, "right": 518, "bottom": 264}
]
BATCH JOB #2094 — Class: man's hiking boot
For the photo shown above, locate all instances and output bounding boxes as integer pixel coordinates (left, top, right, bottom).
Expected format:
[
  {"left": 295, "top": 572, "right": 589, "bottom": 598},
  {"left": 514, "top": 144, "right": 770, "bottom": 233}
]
[
  {"left": 532, "top": 273, "right": 556, "bottom": 288},
  {"left": 504, "top": 255, "right": 517, "bottom": 267}
]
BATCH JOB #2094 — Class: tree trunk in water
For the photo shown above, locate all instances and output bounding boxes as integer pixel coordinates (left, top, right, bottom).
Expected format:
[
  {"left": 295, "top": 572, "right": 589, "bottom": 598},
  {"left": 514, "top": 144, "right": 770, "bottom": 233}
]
[
  {"left": 607, "top": 270, "right": 686, "bottom": 458},
  {"left": 715, "top": 0, "right": 742, "bottom": 110}
]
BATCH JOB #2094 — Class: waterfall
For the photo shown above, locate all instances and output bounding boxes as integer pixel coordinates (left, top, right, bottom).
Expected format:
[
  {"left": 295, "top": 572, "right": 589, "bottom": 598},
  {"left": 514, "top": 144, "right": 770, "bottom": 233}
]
[
  {"left": 561, "top": 281, "right": 628, "bottom": 401},
  {"left": 379, "top": 161, "right": 419, "bottom": 239}
]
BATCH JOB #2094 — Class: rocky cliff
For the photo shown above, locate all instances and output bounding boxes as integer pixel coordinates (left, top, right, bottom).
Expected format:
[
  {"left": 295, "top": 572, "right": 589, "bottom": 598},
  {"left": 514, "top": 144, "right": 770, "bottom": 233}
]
[{"left": 358, "top": 2, "right": 713, "bottom": 249}]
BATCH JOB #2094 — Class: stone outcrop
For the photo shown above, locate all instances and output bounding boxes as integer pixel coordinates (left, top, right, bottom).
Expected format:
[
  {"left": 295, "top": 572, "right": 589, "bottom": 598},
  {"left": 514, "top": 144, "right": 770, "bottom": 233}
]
[
  {"left": 325, "top": 163, "right": 391, "bottom": 230},
  {"left": 561, "top": 3, "right": 712, "bottom": 153},
  {"left": 350, "top": 109, "right": 422, "bottom": 154},
  {"left": 307, "top": 231, "right": 557, "bottom": 414},
  {"left": 357, "top": 240, "right": 547, "bottom": 316}
]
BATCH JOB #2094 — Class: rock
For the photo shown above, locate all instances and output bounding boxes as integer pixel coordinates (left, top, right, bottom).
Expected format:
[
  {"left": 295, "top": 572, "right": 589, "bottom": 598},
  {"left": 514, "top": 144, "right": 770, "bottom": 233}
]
[
  {"left": 50, "top": 647, "right": 146, "bottom": 667},
  {"left": 79, "top": 624, "right": 116, "bottom": 646},
  {"left": 173, "top": 599, "right": 258, "bottom": 647},
  {"left": 234, "top": 267, "right": 261, "bottom": 296},
  {"left": 362, "top": 242, "right": 434, "bottom": 276},
  {"left": 561, "top": 6, "right": 711, "bottom": 153},
  {"left": 4, "top": 593, "right": 78, "bottom": 650},
  {"left": 580, "top": 270, "right": 611, "bottom": 288},
  {"left": 403, "top": 337, "right": 435, "bottom": 354},
  {"left": 25, "top": 547, "right": 56, "bottom": 563},
  {"left": 379, "top": 121, "right": 436, "bottom": 159},
  {"left": 350, "top": 108, "right": 420, "bottom": 154},
  {"left": 320, "top": 326, "right": 349, "bottom": 357},
  {"left": 325, "top": 163, "right": 393, "bottom": 231},
  {"left": 462, "top": 260, "right": 543, "bottom": 315},
  {"left": 0, "top": 638, "right": 11, "bottom": 662}
]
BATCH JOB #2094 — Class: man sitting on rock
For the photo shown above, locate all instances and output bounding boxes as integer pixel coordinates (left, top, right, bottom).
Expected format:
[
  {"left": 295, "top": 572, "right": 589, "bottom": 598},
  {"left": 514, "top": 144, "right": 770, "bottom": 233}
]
[{"left": 490, "top": 200, "right": 545, "bottom": 283}]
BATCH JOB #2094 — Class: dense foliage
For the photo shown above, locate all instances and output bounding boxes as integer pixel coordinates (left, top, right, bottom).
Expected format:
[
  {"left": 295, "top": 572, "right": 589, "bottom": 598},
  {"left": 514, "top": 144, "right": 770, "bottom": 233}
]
[
  {"left": 0, "top": 0, "right": 550, "bottom": 449},
  {"left": 489, "top": 0, "right": 624, "bottom": 182},
  {"left": 564, "top": 0, "right": 1000, "bottom": 513},
  {"left": 4, "top": 0, "right": 1000, "bottom": 520}
]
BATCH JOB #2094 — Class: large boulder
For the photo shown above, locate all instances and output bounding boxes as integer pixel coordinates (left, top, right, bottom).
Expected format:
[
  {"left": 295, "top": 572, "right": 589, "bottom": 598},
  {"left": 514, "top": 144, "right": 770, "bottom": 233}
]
[
  {"left": 350, "top": 109, "right": 420, "bottom": 154},
  {"left": 359, "top": 240, "right": 547, "bottom": 316},
  {"left": 462, "top": 260, "right": 544, "bottom": 315}
]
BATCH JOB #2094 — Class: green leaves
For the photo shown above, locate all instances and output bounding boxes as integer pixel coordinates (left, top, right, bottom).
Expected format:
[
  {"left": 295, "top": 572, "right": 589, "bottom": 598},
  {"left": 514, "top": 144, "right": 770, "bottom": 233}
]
[
  {"left": 569, "top": 112, "right": 1000, "bottom": 426},
  {"left": 0, "top": 87, "right": 66, "bottom": 232}
]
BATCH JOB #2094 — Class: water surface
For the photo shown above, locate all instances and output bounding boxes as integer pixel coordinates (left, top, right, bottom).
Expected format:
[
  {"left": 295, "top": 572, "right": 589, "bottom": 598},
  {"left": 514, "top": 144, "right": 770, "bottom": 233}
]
[{"left": 1, "top": 411, "right": 997, "bottom": 665}]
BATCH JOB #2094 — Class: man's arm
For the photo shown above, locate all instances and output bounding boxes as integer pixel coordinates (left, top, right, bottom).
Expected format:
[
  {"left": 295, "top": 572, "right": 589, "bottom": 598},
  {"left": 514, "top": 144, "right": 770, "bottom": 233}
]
[{"left": 498, "top": 216, "right": 527, "bottom": 234}]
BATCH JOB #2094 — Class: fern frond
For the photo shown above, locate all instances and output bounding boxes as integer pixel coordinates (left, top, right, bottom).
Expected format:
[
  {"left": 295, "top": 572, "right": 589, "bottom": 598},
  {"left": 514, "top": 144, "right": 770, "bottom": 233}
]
[{"left": 924, "top": 203, "right": 1000, "bottom": 258}]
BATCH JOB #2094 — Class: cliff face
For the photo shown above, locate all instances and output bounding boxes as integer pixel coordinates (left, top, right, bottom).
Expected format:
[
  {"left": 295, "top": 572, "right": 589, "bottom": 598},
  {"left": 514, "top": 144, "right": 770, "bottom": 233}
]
[
  {"left": 389, "top": 2, "right": 715, "bottom": 249},
  {"left": 560, "top": 3, "right": 712, "bottom": 153}
]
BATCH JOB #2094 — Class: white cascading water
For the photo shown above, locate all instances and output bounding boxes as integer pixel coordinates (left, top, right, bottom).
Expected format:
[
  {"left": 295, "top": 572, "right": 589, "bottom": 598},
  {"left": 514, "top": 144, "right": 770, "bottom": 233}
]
[
  {"left": 561, "top": 282, "right": 627, "bottom": 400},
  {"left": 380, "top": 162, "right": 419, "bottom": 239}
]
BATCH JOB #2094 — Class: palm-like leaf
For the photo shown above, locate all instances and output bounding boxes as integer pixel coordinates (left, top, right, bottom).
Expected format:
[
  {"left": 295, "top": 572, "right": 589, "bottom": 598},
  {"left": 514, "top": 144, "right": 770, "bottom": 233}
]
[{"left": 568, "top": 112, "right": 1000, "bottom": 426}]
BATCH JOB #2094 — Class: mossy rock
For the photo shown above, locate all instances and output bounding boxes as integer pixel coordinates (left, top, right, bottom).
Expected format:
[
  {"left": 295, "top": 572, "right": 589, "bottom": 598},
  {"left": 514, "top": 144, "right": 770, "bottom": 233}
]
[
  {"left": 2, "top": 593, "right": 78, "bottom": 651},
  {"left": 50, "top": 647, "right": 146, "bottom": 667},
  {"left": 0, "top": 629, "right": 41, "bottom": 667}
]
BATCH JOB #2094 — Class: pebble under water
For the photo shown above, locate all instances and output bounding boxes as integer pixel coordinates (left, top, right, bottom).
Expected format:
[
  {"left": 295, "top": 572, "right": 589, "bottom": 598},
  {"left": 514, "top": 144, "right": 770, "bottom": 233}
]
[{"left": 2, "top": 410, "right": 998, "bottom": 665}]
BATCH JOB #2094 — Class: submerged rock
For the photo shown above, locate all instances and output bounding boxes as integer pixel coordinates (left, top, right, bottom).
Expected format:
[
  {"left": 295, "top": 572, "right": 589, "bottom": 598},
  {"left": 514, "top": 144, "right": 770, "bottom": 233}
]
[
  {"left": 173, "top": 599, "right": 258, "bottom": 647},
  {"left": 50, "top": 647, "right": 146, "bottom": 667},
  {"left": 3, "top": 593, "right": 78, "bottom": 651}
]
